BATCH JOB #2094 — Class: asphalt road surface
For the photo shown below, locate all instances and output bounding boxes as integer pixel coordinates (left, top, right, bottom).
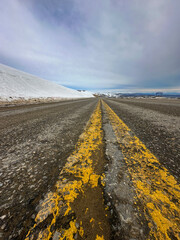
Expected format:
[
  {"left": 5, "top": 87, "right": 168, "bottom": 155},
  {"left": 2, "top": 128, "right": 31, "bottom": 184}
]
[
  {"left": 0, "top": 98, "right": 179, "bottom": 240},
  {"left": 0, "top": 99, "right": 98, "bottom": 239},
  {"left": 104, "top": 98, "right": 180, "bottom": 180}
]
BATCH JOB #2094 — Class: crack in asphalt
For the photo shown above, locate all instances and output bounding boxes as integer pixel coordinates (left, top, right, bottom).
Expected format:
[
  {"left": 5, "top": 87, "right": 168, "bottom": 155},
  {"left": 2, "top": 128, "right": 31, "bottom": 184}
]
[{"left": 0, "top": 98, "right": 179, "bottom": 240}]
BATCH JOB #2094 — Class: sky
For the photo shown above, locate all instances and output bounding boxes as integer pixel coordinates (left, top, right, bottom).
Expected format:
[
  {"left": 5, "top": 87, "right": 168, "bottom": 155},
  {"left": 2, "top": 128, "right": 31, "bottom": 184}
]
[{"left": 0, "top": 0, "right": 180, "bottom": 92}]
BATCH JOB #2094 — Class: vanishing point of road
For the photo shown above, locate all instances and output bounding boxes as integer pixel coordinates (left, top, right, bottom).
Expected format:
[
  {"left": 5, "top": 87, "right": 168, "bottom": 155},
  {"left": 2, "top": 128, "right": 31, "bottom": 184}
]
[{"left": 0, "top": 98, "right": 179, "bottom": 240}]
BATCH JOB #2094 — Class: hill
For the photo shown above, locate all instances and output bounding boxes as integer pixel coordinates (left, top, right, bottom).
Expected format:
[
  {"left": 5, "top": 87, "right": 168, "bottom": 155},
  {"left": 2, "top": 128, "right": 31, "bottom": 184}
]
[{"left": 0, "top": 64, "right": 93, "bottom": 100}]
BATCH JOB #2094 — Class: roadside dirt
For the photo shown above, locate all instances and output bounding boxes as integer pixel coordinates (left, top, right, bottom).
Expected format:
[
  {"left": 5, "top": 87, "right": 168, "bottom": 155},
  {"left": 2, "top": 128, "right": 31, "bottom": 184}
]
[{"left": 0, "top": 97, "right": 83, "bottom": 107}]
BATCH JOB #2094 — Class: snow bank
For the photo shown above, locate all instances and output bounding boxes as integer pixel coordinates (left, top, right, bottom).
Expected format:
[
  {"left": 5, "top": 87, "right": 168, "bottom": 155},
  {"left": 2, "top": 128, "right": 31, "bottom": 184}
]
[{"left": 0, "top": 64, "right": 94, "bottom": 100}]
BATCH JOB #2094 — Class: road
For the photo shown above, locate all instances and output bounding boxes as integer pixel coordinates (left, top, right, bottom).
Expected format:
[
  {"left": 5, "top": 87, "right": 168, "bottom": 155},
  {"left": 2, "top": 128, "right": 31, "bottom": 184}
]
[
  {"left": 104, "top": 98, "right": 180, "bottom": 180},
  {"left": 0, "top": 98, "right": 179, "bottom": 240},
  {"left": 0, "top": 99, "right": 98, "bottom": 239}
]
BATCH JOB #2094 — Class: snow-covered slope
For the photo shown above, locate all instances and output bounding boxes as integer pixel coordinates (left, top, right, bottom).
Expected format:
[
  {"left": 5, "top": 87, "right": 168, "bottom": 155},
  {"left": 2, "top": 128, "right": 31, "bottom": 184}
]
[{"left": 0, "top": 64, "right": 94, "bottom": 100}]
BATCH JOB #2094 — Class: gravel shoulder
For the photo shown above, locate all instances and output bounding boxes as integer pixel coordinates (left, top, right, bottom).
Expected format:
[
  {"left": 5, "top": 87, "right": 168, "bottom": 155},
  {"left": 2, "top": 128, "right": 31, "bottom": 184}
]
[{"left": 0, "top": 98, "right": 97, "bottom": 240}]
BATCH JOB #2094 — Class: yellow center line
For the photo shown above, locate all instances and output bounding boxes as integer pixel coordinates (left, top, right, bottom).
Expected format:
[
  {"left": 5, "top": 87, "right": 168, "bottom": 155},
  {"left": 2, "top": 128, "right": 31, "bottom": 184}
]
[
  {"left": 102, "top": 100, "right": 180, "bottom": 240},
  {"left": 25, "top": 100, "right": 109, "bottom": 240}
]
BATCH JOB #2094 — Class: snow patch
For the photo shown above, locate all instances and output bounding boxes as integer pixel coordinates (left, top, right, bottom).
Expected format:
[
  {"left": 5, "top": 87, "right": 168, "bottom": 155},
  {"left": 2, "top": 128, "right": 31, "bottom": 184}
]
[{"left": 0, "top": 64, "right": 94, "bottom": 101}]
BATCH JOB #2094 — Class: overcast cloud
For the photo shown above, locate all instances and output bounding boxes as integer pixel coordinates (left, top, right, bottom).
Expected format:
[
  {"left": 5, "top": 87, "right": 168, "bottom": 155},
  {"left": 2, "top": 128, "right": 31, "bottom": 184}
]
[{"left": 0, "top": 0, "right": 180, "bottom": 91}]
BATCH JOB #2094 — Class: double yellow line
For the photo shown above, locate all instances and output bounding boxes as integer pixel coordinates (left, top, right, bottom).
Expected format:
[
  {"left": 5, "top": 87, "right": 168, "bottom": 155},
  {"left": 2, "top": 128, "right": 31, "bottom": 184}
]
[
  {"left": 25, "top": 100, "right": 180, "bottom": 240},
  {"left": 25, "top": 101, "right": 109, "bottom": 240}
]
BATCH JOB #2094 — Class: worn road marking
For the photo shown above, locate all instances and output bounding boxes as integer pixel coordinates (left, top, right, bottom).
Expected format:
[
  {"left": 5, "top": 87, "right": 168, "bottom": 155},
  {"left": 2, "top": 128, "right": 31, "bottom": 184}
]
[
  {"left": 25, "top": 101, "right": 110, "bottom": 240},
  {"left": 103, "top": 100, "right": 180, "bottom": 240}
]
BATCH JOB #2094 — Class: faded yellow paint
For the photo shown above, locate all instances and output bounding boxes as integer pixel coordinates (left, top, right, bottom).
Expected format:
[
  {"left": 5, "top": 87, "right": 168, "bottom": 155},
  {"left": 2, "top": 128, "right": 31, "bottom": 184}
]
[
  {"left": 79, "top": 226, "right": 84, "bottom": 237},
  {"left": 101, "top": 173, "right": 106, "bottom": 187},
  {"left": 25, "top": 101, "right": 106, "bottom": 240},
  {"left": 90, "top": 218, "right": 95, "bottom": 228},
  {"left": 85, "top": 207, "right": 89, "bottom": 214},
  {"left": 96, "top": 235, "right": 104, "bottom": 240},
  {"left": 103, "top": 100, "right": 180, "bottom": 240},
  {"left": 59, "top": 220, "right": 77, "bottom": 240},
  {"left": 90, "top": 218, "right": 95, "bottom": 223}
]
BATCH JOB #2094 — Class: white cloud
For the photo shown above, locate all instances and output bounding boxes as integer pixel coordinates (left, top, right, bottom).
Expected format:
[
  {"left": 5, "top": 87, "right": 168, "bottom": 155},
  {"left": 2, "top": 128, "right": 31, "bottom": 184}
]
[{"left": 0, "top": 0, "right": 180, "bottom": 90}]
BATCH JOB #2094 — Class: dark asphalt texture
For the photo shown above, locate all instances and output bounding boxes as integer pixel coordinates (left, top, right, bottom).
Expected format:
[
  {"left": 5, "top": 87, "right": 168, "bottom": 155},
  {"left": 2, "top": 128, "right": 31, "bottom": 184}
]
[
  {"left": 0, "top": 97, "right": 179, "bottom": 239},
  {"left": 0, "top": 98, "right": 98, "bottom": 240},
  {"left": 104, "top": 98, "right": 180, "bottom": 181}
]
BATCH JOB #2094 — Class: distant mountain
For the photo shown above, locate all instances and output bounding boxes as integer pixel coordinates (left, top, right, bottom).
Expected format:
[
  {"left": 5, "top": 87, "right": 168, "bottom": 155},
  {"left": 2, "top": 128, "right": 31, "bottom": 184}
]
[
  {"left": 96, "top": 91, "right": 180, "bottom": 98},
  {"left": 0, "top": 64, "right": 94, "bottom": 100}
]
